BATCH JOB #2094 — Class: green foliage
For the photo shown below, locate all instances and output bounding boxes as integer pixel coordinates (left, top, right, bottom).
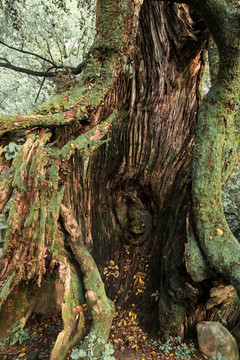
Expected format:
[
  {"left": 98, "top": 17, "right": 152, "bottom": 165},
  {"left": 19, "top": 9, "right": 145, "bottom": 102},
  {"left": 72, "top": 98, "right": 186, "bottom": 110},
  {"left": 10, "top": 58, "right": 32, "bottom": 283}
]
[
  {"left": 0, "top": 323, "right": 37, "bottom": 350},
  {"left": 0, "top": 0, "right": 97, "bottom": 114},
  {"left": 70, "top": 332, "right": 115, "bottom": 360},
  {"left": 3, "top": 141, "right": 22, "bottom": 160},
  {"left": 154, "top": 336, "right": 195, "bottom": 360}
]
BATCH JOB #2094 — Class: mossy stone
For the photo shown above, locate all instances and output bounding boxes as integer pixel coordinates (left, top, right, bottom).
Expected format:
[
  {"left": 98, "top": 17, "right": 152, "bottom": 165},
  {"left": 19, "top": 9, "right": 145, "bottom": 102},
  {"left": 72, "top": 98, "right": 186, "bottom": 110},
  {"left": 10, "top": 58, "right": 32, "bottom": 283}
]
[{"left": 197, "top": 321, "right": 239, "bottom": 360}]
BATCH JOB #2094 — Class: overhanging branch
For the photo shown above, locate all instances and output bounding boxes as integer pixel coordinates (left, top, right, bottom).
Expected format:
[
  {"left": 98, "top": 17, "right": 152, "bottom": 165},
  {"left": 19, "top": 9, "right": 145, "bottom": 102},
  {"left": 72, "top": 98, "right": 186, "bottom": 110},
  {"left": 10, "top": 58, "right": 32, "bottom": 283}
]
[
  {"left": 0, "top": 39, "right": 83, "bottom": 77},
  {"left": 0, "top": 61, "right": 58, "bottom": 77},
  {"left": 0, "top": 39, "right": 57, "bottom": 67}
]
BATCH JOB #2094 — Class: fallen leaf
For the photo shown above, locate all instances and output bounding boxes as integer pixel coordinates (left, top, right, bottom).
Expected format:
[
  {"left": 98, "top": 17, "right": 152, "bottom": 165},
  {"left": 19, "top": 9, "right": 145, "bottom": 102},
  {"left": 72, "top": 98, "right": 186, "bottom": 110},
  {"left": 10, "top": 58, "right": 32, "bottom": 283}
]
[
  {"left": 18, "top": 353, "right": 26, "bottom": 358},
  {"left": 217, "top": 228, "right": 224, "bottom": 236}
]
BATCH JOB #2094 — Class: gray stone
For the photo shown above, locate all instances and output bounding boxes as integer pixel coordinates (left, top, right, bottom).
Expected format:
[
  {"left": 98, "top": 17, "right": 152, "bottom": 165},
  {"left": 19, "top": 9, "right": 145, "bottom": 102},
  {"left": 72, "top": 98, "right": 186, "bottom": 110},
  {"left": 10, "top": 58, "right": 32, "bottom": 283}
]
[{"left": 197, "top": 321, "right": 239, "bottom": 360}]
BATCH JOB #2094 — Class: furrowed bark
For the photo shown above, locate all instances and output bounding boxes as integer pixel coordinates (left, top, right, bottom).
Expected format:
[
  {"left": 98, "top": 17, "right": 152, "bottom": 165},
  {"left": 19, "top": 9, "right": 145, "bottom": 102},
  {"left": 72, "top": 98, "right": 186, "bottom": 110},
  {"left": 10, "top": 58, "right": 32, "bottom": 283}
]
[
  {"left": 83, "top": 0, "right": 208, "bottom": 338},
  {"left": 0, "top": 0, "right": 143, "bottom": 338},
  {"left": 0, "top": 110, "right": 121, "bottom": 360}
]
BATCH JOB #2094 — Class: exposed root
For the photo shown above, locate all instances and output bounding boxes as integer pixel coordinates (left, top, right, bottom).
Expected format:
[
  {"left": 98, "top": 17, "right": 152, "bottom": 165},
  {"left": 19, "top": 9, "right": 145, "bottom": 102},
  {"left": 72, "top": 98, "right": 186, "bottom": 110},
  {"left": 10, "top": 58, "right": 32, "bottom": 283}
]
[
  {"left": 50, "top": 263, "right": 85, "bottom": 360},
  {"left": 60, "top": 204, "right": 115, "bottom": 358}
]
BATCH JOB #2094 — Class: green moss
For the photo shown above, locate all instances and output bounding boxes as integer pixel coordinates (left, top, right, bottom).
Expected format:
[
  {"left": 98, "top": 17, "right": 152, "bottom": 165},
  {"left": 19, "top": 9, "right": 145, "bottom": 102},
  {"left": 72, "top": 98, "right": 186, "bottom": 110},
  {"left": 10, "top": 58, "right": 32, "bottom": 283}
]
[
  {"left": 23, "top": 207, "right": 39, "bottom": 230},
  {"left": 186, "top": 221, "right": 212, "bottom": 282},
  {"left": 39, "top": 206, "right": 47, "bottom": 243},
  {"left": 50, "top": 268, "right": 85, "bottom": 360},
  {"left": 59, "top": 112, "right": 117, "bottom": 161},
  {"left": 47, "top": 188, "right": 64, "bottom": 247},
  {"left": 47, "top": 162, "right": 59, "bottom": 191},
  {"left": 170, "top": 303, "right": 186, "bottom": 332},
  {"left": 0, "top": 272, "right": 15, "bottom": 301},
  {"left": 34, "top": 94, "right": 67, "bottom": 114},
  {"left": 192, "top": 75, "right": 240, "bottom": 293}
]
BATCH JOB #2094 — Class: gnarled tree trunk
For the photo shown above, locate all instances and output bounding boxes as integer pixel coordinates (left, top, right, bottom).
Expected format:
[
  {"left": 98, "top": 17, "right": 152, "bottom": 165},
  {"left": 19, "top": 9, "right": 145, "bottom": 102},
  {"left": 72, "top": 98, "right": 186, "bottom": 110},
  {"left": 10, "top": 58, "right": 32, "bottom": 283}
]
[{"left": 1, "top": 0, "right": 240, "bottom": 358}]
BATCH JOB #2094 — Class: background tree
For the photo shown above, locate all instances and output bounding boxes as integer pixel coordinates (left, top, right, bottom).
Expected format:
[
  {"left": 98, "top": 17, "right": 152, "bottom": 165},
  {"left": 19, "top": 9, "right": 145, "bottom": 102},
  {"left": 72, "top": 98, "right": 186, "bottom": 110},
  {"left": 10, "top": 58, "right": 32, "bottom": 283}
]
[
  {"left": 0, "top": 0, "right": 240, "bottom": 359},
  {"left": 0, "top": 0, "right": 96, "bottom": 114}
]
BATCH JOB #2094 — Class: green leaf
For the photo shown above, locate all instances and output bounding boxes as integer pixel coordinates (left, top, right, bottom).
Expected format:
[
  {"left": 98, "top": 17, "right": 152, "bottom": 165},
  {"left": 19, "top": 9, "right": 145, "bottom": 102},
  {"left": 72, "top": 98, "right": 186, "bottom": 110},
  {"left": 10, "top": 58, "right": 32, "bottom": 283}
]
[
  {"left": 8, "top": 142, "right": 16, "bottom": 153},
  {"left": 71, "top": 349, "right": 80, "bottom": 359},
  {"left": 15, "top": 144, "right": 22, "bottom": 151},
  {"left": 5, "top": 152, "right": 13, "bottom": 160},
  {"left": 78, "top": 349, "right": 87, "bottom": 358}
]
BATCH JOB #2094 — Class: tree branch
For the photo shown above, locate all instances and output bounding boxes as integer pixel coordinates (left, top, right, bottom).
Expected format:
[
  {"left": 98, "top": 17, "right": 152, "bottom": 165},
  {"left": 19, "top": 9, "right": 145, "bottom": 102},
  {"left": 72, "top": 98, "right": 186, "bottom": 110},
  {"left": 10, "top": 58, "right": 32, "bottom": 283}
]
[
  {"left": 0, "top": 61, "right": 58, "bottom": 77},
  {"left": 0, "top": 39, "right": 83, "bottom": 77},
  {"left": 0, "top": 59, "right": 83, "bottom": 78},
  {"left": 192, "top": 0, "right": 237, "bottom": 54},
  {"left": 0, "top": 39, "right": 57, "bottom": 67},
  {"left": 188, "top": 0, "right": 240, "bottom": 295}
]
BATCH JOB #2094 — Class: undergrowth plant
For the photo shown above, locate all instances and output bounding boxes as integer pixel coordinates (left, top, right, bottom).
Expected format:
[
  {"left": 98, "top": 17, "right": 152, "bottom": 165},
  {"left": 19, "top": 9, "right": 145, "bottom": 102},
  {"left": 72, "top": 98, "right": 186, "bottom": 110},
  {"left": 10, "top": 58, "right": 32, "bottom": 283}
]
[
  {"left": 70, "top": 332, "right": 115, "bottom": 360},
  {"left": 3, "top": 141, "right": 23, "bottom": 160},
  {"left": 0, "top": 323, "right": 37, "bottom": 350},
  {"left": 152, "top": 335, "right": 195, "bottom": 360}
]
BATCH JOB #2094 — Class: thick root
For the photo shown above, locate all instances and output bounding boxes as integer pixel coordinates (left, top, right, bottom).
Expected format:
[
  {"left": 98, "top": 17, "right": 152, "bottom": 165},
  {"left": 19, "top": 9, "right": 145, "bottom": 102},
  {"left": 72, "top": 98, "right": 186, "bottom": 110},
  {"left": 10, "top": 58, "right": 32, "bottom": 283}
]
[
  {"left": 60, "top": 204, "right": 115, "bottom": 358},
  {"left": 50, "top": 264, "right": 85, "bottom": 360}
]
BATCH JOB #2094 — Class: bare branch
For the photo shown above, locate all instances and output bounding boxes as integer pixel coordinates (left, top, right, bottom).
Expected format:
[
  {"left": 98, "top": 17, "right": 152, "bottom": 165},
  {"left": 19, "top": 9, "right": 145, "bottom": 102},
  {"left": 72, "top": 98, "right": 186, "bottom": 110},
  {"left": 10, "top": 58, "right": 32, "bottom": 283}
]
[
  {"left": 0, "top": 58, "right": 83, "bottom": 77},
  {"left": 0, "top": 61, "right": 57, "bottom": 77},
  {"left": 0, "top": 57, "right": 10, "bottom": 63},
  {"left": 0, "top": 38, "right": 83, "bottom": 77},
  {"left": 0, "top": 39, "right": 57, "bottom": 67},
  {"left": 35, "top": 76, "right": 46, "bottom": 103}
]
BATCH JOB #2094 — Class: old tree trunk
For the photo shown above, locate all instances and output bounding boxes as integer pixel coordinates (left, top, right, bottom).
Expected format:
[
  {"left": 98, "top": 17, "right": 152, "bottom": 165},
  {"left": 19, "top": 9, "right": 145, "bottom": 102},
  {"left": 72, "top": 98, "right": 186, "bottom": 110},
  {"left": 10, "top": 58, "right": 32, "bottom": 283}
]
[{"left": 0, "top": 0, "right": 240, "bottom": 358}]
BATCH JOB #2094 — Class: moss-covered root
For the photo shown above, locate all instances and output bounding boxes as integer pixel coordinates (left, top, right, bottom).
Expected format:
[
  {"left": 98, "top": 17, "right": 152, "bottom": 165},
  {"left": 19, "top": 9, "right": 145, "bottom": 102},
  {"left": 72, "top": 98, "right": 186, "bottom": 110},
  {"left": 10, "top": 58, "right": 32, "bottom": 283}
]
[
  {"left": 189, "top": 0, "right": 240, "bottom": 294},
  {"left": 192, "top": 83, "right": 240, "bottom": 295},
  {"left": 50, "top": 265, "right": 85, "bottom": 360},
  {"left": 60, "top": 204, "right": 115, "bottom": 358}
]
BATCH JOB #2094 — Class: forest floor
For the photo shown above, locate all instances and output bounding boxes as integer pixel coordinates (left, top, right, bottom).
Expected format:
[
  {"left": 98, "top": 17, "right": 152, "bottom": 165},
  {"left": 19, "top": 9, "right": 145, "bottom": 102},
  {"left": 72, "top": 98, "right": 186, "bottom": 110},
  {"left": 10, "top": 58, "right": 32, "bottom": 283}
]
[{"left": 0, "top": 306, "right": 205, "bottom": 360}]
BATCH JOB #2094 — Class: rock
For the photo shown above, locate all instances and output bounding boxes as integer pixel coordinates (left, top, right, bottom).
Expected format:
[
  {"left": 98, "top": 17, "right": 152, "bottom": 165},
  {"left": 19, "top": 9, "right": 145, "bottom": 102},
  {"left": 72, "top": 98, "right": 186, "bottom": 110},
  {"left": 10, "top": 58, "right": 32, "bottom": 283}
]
[{"left": 197, "top": 321, "right": 239, "bottom": 360}]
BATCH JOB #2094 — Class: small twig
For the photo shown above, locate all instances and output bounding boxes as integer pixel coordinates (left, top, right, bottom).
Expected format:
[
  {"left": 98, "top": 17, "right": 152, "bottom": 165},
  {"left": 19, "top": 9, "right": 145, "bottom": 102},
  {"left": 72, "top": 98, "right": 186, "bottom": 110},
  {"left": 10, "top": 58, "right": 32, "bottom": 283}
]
[
  {"left": 35, "top": 76, "right": 46, "bottom": 103},
  {"left": 231, "top": 322, "right": 240, "bottom": 334}
]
